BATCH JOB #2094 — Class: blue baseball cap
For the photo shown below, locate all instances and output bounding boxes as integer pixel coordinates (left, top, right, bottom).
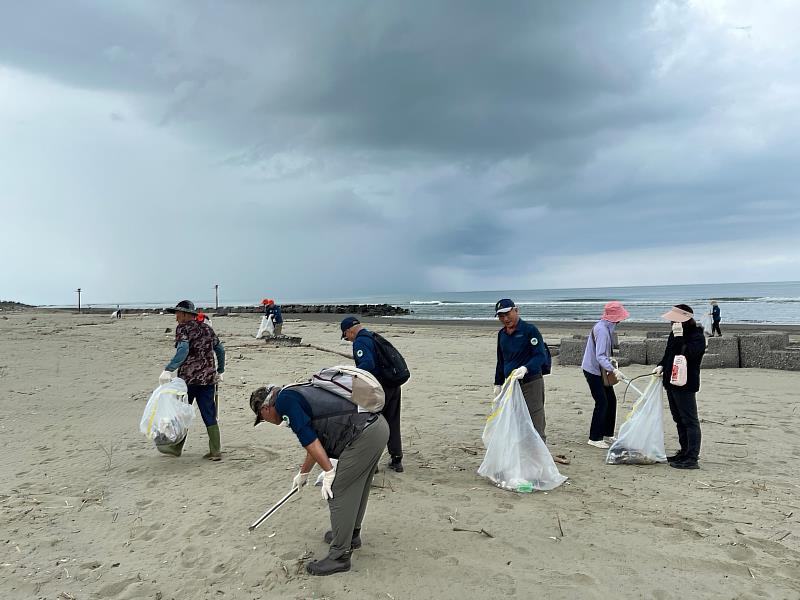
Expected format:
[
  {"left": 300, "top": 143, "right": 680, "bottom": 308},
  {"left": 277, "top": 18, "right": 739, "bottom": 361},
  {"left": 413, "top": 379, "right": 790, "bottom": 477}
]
[
  {"left": 340, "top": 316, "right": 361, "bottom": 338},
  {"left": 495, "top": 299, "right": 515, "bottom": 316}
]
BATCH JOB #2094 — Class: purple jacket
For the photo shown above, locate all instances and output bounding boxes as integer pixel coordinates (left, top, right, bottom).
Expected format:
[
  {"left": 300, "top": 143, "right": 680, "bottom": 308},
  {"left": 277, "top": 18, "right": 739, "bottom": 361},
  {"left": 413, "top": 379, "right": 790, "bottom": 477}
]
[{"left": 581, "top": 320, "right": 616, "bottom": 376}]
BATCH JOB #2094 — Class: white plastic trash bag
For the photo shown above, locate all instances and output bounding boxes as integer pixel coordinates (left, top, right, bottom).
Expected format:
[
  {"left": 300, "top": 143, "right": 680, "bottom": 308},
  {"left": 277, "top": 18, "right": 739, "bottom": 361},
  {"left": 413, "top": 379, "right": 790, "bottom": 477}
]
[
  {"left": 139, "top": 378, "right": 195, "bottom": 445},
  {"left": 478, "top": 379, "right": 567, "bottom": 492},
  {"left": 700, "top": 312, "right": 712, "bottom": 335},
  {"left": 606, "top": 376, "right": 667, "bottom": 465},
  {"left": 255, "top": 315, "right": 274, "bottom": 339}
]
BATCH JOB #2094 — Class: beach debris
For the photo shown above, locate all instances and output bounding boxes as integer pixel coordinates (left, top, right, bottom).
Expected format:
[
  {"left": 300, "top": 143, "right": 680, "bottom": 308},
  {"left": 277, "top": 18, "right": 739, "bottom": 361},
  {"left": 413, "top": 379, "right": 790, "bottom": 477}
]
[
  {"left": 454, "top": 445, "right": 480, "bottom": 455},
  {"left": 99, "top": 442, "right": 116, "bottom": 472},
  {"left": 304, "top": 343, "right": 351, "bottom": 359},
  {"left": 553, "top": 454, "right": 570, "bottom": 465},
  {"left": 164, "top": 327, "right": 171, "bottom": 334},
  {"left": 57, "top": 593, "right": 75, "bottom": 600},
  {"left": 713, "top": 441, "right": 747, "bottom": 445},
  {"left": 452, "top": 527, "right": 494, "bottom": 538},
  {"left": 556, "top": 513, "right": 564, "bottom": 538}
]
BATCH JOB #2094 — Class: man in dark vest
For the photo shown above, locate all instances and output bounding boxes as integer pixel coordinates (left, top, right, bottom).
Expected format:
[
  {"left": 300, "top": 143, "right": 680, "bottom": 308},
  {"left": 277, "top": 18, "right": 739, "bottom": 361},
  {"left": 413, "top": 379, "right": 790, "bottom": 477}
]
[{"left": 251, "top": 382, "right": 389, "bottom": 576}]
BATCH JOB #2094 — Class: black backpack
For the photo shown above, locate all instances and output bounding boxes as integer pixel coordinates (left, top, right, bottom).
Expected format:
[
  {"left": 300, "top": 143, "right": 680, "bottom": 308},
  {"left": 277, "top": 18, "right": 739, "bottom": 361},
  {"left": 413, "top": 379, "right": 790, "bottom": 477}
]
[
  {"left": 541, "top": 342, "right": 552, "bottom": 375},
  {"left": 368, "top": 332, "right": 410, "bottom": 387}
]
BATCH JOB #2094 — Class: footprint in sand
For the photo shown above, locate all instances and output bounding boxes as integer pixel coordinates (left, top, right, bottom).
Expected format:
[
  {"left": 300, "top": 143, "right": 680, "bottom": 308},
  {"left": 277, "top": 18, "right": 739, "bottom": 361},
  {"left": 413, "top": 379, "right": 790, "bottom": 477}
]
[{"left": 488, "top": 573, "right": 517, "bottom": 595}]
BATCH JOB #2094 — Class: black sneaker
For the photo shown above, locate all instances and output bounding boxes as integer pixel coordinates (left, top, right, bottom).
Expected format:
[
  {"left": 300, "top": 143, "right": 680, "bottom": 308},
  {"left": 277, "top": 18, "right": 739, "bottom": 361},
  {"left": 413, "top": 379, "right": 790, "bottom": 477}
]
[
  {"left": 666, "top": 452, "right": 685, "bottom": 463},
  {"left": 669, "top": 459, "right": 699, "bottom": 470},
  {"left": 306, "top": 552, "right": 351, "bottom": 576},
  {"left": 323, "top": 529, "right": 362, "bottom": 550},
  {"left": 388, "top": 457, "right": 404, "bottom": 473}
]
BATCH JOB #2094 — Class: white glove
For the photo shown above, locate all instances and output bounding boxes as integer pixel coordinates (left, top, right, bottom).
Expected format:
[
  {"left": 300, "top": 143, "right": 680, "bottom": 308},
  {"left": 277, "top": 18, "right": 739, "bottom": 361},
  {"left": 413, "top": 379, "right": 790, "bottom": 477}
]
[
  {"left": 215, "top": 372, "right": 224, "bottom": 383},
  {"left": 612, "top": 369, "right": 624, "bottom": 381},
  {"left": 513, "top": 366, "right": 528, "bottom": 380},
  {"left": 292, "top": 470, "right": 309, "bottom": 492},
  {"left": 493, "top": 385, "right": 501, "bottom": 397},
  {"left": 321, "top": 466, "right": 337, "bottom": 500},
  {"left": 652, "top": 366, "right": 663, "bottom": 376},
  {"left": 159, "top": 370, "right": 174, "bottom": 385},
  {"left": 671, "top": 322, "right": 683, "bottom": 337}
]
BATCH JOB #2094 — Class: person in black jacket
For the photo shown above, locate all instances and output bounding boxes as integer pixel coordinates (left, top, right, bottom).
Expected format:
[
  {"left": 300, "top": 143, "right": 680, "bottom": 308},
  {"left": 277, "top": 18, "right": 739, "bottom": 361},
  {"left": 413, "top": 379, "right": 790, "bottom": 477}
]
[
  {"left": 652, "top": 304, "right": 706, "bottom": 470},
  {"left": 710, "top": 300, "right": 722, "bottom": 337}
]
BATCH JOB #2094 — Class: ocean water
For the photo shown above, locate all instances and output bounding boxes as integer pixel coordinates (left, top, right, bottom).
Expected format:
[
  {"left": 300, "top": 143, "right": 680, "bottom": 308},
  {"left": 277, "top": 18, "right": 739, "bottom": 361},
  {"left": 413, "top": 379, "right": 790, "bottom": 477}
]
[
  {"left": 392, "top": 281, "right": 800, "bottom": 325},
  {"left": 65, "top": 281, "right": 800, "bottom": 325}
]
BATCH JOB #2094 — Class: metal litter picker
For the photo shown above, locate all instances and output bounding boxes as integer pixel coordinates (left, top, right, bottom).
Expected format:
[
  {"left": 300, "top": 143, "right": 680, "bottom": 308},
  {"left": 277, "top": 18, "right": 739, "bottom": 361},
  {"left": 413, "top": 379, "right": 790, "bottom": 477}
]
[{"left": 248, "top": 486, "right": 299, "bottom": 532}]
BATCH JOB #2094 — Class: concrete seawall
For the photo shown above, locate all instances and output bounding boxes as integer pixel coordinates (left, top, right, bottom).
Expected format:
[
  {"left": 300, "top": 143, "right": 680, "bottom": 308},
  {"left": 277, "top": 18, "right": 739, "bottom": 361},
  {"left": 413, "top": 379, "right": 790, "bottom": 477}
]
[{"left": 558, "top": 332, "right": 800, "bottom": 371}]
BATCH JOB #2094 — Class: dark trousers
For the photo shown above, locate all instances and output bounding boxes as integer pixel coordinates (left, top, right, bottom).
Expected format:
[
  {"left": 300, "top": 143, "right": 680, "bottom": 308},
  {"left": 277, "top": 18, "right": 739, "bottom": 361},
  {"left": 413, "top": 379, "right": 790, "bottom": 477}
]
[
  {"left": 187, "top": 384, "right": 217, "bottom": 426},
  {"left": 520, "top": 377, "right": 546, "bottom": 442},
  {"left": 666, "top": 387, "right": 701, "bottom": 461},
  {"left": 381, "top": 386, "right": 402, "bottom": 459},
  {"left": 712, "top": 320, "right": 722, "bottom": 336},
  {"left": 584, "top": 370, "right": 617, "bottom": 441}
]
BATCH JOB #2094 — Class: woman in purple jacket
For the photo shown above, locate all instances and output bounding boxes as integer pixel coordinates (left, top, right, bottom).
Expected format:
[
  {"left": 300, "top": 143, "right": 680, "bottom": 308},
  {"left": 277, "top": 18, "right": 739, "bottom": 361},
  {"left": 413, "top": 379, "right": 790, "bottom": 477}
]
[{"left": 581, "top": 301, "right": 630, "bottom": 449}]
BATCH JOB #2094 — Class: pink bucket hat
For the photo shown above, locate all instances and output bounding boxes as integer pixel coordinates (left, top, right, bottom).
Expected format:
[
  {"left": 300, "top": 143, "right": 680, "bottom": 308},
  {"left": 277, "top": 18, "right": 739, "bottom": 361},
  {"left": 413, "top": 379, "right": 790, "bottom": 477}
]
[{"left": 601, "top": 301, "right": 629, "bottom": 323}]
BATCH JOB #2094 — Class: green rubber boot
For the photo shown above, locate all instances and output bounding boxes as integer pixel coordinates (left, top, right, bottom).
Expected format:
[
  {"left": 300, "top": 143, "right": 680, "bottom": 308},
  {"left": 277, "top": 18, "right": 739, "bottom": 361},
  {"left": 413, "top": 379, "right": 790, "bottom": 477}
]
[
  {"left": 204, "top": 425, "right": 222, "bottom": 461},
  {"left": 156, "top": 435, "right": 186, "bottom": 457}
]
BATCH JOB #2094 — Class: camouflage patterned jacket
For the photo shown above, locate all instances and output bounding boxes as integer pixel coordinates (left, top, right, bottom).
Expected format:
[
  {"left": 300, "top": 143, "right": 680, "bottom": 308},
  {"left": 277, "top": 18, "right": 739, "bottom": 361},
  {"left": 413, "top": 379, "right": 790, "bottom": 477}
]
[{"left": 169, "top": 320, "right": 225, "bottom": 385}]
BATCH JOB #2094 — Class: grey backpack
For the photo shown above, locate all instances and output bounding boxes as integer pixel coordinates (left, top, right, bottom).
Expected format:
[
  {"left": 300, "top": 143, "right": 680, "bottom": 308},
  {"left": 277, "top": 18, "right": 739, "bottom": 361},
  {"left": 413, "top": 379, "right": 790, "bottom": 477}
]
[{"left": 310, "top": 365, "right": 385, "bottom": 412}]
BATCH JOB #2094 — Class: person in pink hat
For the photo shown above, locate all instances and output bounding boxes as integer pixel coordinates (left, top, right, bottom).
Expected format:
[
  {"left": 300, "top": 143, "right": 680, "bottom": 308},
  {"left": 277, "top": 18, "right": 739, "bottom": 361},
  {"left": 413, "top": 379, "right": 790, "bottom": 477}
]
[{"left": 581, "top": 301, "right": 629, "bottom": 449}]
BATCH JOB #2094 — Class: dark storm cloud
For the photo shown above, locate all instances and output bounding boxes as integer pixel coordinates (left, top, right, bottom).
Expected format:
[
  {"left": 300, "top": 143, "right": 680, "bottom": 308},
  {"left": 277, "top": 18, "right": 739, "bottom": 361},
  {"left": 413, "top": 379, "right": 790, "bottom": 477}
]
[{"left": 1, "top": 1, "right": 799, "bottom": 302}]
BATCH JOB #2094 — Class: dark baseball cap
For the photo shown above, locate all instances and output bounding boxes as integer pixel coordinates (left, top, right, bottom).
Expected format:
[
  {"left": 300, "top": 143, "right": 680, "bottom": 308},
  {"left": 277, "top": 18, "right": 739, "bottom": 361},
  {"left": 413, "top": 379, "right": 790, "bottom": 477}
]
[
  {"left": 495, "top": 299, "right": 515, "bottom": 316},
  {"left": 340, "top": 316, "right": 360, "bottom": 338},
  {"left": 250, "top": 385, "right": 279, "bottom": 426},
  {"left": 167, "top": 300, "right": 198, "bottom": 315}
]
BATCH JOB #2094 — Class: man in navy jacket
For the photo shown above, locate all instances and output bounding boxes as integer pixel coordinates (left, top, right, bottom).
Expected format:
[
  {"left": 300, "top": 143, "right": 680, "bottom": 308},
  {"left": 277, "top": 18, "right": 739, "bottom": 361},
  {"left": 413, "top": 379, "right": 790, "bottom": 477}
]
[{"left": 493, "top": 299, "right": 549, "bottom": 442}]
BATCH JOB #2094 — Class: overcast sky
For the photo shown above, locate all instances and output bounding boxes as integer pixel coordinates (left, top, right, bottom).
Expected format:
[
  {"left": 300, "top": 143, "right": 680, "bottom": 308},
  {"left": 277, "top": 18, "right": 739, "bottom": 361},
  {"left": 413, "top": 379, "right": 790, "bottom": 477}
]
[{"left": 2, "top": 1, "right": 799, "bottom": 305}]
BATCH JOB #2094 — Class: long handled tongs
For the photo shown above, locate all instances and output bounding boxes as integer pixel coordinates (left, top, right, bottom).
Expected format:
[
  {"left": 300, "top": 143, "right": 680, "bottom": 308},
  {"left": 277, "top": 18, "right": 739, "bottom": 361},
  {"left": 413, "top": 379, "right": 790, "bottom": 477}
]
[{"left": 248, "top": 486, "right": 299, "bottom": 532}]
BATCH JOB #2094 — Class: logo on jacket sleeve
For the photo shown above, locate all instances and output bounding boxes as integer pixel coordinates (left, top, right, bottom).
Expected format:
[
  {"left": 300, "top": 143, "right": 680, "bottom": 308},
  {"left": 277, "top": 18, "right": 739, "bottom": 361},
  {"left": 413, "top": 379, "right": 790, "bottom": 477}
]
[
  {"left": 531, "top": 338, "right": 539, "bottom": 346},
  {"left": 356, "top": 349, "right": 364, "bottom": 357}
]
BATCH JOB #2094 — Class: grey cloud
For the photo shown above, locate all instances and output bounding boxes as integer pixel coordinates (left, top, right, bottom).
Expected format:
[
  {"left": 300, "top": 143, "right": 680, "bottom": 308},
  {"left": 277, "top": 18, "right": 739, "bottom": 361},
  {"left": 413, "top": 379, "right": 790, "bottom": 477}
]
[{"left": 2, "top": 1, "right": 799, "bottom": 302}]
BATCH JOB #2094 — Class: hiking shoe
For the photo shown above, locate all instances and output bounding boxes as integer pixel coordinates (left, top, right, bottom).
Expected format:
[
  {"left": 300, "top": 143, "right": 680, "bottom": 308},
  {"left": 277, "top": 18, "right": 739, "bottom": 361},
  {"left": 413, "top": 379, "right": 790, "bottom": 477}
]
[
  {"left": 388, "top": 457, "right": 404, "bottom": 473},
  {"left": 587, "top": 439, "right": 610, "bottom": 449},
  {"left": 306, "top": 553, "right": 351, "bottom": 576},
  {"left": 666, "top": 451, "right": 685, "bottom": 463},
  {"left": 669, "top": 459, "right": 699, "bottom": 470},
  {"left": 324, "top": 529, "right": 362, "bottom": 550}
]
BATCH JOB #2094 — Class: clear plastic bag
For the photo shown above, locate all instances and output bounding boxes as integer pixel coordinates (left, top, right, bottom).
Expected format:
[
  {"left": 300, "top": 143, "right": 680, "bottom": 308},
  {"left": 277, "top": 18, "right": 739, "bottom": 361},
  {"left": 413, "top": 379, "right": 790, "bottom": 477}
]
[
  {"left": 139, "top": 378, "right": 195, "bottom": 445},
  {"left": 700, "top": 312, "right": 712, "bottom": 334},
  {"left": 478, "top": 379, "right": 567, "bottom": 492},
  {"left": 255, "top": 315, "right": 275, "bottom": 339},
  {"left": 606, "top": 376, "right": 667, "bottom": 465}
]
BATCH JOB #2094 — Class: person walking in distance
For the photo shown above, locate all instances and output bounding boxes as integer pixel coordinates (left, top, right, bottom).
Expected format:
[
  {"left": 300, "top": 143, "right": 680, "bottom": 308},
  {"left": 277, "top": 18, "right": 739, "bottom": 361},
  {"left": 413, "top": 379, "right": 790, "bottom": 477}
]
[{"left": 710, "top": 300, "right": 722, "bottom": 337}]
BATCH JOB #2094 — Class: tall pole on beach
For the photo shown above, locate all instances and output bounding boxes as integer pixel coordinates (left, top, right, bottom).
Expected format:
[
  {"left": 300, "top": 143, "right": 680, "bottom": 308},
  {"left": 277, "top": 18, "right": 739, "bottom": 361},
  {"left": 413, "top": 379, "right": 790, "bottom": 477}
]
[
  {"left": 214, "top": 284, "right": 219, "bottom": 310},
  {"left": 76, "top": 288, "right": 82, "bottom": 313}
]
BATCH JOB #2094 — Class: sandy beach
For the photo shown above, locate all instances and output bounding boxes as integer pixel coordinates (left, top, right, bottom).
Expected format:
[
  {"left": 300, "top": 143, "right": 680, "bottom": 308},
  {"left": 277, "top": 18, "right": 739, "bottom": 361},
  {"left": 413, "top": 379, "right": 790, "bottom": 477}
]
[{"left": 2, "top": 310, "right": 799, "bottom": 600}]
